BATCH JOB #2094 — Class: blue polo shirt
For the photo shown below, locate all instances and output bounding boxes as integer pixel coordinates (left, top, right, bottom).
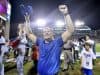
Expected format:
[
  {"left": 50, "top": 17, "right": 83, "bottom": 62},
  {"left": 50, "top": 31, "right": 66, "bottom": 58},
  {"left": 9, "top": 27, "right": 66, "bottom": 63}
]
[{"left": 36, "top": 36, "right": 63, "bottom": 75}]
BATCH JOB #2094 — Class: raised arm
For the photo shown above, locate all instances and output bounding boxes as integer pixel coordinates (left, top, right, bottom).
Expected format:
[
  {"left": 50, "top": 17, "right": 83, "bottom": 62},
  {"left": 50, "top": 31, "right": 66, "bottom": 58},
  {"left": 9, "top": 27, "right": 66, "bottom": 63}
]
[
  {"left": 59, "top": 5, "right": 74, "bottom": 42},
  {"left": 24, "top": 13, "right": 37, "bottom": 43}
]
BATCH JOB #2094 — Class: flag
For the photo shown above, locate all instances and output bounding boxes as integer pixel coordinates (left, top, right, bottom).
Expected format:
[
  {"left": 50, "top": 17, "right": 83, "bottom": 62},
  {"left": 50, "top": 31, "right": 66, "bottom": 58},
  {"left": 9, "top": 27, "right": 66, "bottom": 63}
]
[{"left": 0, "top": 0, "right": 8, "bottom": 15}]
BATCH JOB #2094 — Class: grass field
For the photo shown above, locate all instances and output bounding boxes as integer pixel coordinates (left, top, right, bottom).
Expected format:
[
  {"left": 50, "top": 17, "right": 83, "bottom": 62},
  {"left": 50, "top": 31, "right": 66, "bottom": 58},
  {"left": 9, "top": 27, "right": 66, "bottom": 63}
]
[
  {"left": 96, "top": 43, "right": 100, "bottom": 52},
  {"left": 4, "top": 59, "right": 100, "bottom": 75},
  {"left": 60, "top": 59, "right": 100, "bottom": 75},
  {"left": 4, "top": 43, "right": 100, "bottom": 75}
]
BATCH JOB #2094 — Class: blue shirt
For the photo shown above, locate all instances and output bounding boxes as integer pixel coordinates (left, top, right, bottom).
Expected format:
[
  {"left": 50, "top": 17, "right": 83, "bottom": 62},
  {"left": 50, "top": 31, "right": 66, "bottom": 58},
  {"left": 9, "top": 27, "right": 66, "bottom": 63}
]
[{"left": 36, "top": 37, "right": 63, "bottom": 75}]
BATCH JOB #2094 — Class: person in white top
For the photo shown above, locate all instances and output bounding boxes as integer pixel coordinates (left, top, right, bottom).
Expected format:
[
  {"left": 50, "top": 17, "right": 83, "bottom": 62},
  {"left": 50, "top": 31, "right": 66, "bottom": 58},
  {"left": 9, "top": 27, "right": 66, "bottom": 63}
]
[
  {"left": 18, "top": 30, "right": 27, "bottom": 56},
  {"left": 80, "top": 42, "right": 96, "bottom": 75},
  {"left": 0, "top": 30, "right": 8, "bottom": 75},
  {"left": 73, "top": 39, "right": 80, "bottom": 61},
  {"left": 62, "top": 40, "right": 74, "bottom": 71},
  {"left": 16, "top": 25, "right": 27, "bottom": 75}
]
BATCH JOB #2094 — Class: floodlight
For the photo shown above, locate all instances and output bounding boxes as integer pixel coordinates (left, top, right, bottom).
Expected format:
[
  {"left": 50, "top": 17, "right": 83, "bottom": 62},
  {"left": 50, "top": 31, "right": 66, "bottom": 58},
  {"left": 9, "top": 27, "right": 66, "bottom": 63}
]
[
  {"left": 55, "top": 20, "right": 65, "bottom": 27},
  {"left": 36, "top": 18, "right": 46, "bottom": 27}
]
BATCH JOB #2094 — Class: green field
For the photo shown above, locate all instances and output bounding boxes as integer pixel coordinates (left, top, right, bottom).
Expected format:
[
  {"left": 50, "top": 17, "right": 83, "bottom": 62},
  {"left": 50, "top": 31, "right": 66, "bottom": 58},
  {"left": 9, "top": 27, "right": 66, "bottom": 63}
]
[
  {"left": 5, "top": 61, "right": 33, "bottom": 75},
  {"left": 4, "top": 59, "right": 100, "bottom": 75},
  {"left": 4, "top": 43, "right": 100, "bottom": 75},
  {"left": 96, "top": 43, "right": 100, "bottom": 52},
  {"left": 60, "top": 59, "right": 100, "bottom": 75}
]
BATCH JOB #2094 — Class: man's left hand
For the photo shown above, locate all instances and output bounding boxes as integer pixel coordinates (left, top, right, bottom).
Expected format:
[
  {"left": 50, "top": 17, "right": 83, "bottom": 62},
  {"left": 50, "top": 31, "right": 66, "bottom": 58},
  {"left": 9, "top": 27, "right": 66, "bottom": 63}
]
[{"left": 59, "top": 5, "right": 68, "bottom": 15}]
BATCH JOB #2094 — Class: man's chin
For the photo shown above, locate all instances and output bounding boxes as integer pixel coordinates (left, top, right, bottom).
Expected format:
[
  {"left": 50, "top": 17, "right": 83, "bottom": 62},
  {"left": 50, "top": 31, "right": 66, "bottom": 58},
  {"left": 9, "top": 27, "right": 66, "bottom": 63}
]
[
  {"left": 44, "top": 37, "right": 52, "bottom": 40},
  {"left": 44, "top": 38, "right": 49, "bottom": 40}
]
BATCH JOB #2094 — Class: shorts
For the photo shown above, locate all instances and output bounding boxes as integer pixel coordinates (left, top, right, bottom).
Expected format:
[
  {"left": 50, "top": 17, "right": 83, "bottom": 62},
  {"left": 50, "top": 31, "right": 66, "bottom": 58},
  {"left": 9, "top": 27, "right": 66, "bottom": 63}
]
[{"left": 81, "top": 68, "right": 93, "bottom": 75}]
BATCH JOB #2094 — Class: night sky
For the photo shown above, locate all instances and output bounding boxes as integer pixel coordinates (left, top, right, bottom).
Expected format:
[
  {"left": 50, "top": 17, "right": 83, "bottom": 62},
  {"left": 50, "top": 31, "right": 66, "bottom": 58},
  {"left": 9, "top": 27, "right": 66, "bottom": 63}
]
[{"left": 9, "top": 0, "right": 100, "bottom": 30}]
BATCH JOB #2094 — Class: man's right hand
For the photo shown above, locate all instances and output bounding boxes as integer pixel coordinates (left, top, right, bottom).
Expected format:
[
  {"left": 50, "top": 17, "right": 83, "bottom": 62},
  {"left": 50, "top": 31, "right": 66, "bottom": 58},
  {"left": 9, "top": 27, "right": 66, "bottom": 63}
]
[
  {"left": 24, "top": 13, "right": 30, "bottom": 22},
  {"left": 24, "top": 13, "right": 37, "bottom": 43},
  {"left": 59, "top": 5, "right": 68, "bottom": 15}
]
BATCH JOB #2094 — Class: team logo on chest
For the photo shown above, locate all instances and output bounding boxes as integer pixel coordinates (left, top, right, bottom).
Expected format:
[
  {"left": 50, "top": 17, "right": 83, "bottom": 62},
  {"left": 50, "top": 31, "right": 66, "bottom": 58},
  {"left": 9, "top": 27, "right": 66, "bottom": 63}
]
[{"left": 83, "top": 53, "right": 91, "bottom": 58}]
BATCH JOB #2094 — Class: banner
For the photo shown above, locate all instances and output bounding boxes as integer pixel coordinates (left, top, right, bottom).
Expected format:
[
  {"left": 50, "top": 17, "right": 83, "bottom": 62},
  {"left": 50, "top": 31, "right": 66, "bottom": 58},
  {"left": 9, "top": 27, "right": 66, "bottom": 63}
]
[{"left": 0, "top": 0, "right": 8, "bottom": 17}]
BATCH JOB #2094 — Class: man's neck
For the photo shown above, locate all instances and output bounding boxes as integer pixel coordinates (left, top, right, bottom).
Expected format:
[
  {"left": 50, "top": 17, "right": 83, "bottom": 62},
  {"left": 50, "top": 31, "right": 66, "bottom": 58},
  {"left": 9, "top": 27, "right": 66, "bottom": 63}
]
[{"left": 45, "top": 38, "right": 53, "bottom": 43}]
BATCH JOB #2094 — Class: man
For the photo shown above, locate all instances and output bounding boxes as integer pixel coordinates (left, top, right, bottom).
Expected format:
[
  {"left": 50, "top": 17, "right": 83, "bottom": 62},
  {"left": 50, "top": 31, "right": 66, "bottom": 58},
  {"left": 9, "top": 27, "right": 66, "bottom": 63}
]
[
  {"left": 25, "top": 5, "right": 74, "bottom": 75},
  {"left": 62, "top": 39, "right": 74, "bottom": 71},
  {"left": 73, "top": 39, "right": 80, "bottom": 61}
]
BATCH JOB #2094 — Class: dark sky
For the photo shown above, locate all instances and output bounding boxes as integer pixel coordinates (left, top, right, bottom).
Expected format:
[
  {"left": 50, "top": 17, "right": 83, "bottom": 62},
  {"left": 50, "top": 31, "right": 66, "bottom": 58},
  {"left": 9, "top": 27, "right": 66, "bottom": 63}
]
[{"left": 9, "top": 0, "right": 100, "bottom": 30}]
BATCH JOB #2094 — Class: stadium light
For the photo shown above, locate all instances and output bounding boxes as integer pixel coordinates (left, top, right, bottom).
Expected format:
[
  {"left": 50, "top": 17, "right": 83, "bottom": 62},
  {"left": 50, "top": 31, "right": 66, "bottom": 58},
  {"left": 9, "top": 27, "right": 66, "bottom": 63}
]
[
  {"left": 35, "top": 18, "right": 46, "bottom": 27},
  {"left": 55, "top": 20, "right": 65, "bottom": 27},
  {"left": 75, "top": 20, "right": 85, "bottom": 27}
]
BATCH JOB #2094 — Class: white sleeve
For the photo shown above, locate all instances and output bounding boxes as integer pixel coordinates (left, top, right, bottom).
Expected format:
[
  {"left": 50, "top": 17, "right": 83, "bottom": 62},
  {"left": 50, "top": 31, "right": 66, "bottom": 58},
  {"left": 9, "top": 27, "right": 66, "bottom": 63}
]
[
  {"left": 91, "top": 51, "right": 96, "bottom": 59},
  {"left": 91, "top": 40, "right": 95, "bottom": 45}
]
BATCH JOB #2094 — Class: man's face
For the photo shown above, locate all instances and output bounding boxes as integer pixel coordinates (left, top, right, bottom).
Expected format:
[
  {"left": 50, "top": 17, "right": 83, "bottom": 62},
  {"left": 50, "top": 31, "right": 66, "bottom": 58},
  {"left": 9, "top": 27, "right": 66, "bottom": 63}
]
[{"left": 43, "top": 27, "right": 53, "bottom": 40}]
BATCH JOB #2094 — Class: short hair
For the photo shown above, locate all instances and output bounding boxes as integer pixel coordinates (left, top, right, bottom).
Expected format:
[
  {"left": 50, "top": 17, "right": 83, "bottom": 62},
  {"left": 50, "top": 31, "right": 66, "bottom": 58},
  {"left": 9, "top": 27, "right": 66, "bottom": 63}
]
[{"left": 84, "top": 42, "right": 91, "bottom": 47}]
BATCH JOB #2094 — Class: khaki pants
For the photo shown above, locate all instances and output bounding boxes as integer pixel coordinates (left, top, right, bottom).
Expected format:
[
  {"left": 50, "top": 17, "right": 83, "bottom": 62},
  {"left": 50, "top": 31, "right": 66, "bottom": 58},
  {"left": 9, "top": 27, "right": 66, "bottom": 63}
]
[{"left": 63, "top": 50, "right": 74, "bottom": 70}]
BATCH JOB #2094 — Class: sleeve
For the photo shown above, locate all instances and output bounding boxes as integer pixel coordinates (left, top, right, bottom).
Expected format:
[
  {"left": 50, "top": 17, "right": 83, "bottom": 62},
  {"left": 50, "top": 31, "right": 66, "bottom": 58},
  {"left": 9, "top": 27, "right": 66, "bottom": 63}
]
[
  {"left": 89, "top": 40, "right": 94, "bottom": 46},
  {"left": 56, "top": 36, "right": 64, "bottom": 47},
  {"left": 92, "top": 51, "right": 96, "bottom": 59}
]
